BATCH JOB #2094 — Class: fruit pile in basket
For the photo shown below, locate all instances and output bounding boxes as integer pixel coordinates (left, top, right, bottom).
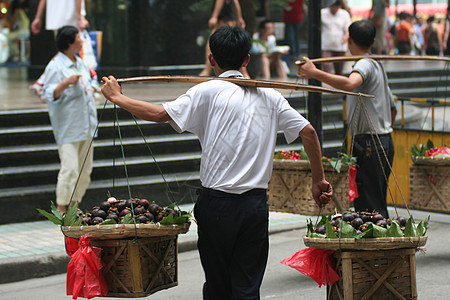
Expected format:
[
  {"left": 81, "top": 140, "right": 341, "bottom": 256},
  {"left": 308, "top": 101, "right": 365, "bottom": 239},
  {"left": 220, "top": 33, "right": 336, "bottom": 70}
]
[
  {"left": 38, "top": 198, "right": 192, "bottom": 227},
  {"left": 411, "top": 139, "right": 450, "bottom": 158},
  {"left": 307, "top": 210, "right": 429, "bottom": 239},
  {"left": 274, "top": 149, "right": 356, "bottom": 173}
]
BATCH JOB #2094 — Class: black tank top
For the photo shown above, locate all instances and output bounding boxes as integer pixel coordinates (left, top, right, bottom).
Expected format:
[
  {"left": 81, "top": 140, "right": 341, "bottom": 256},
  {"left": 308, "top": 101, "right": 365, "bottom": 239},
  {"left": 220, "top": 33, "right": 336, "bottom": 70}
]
[{"left": 217, "top": 0, "right": 236, "bottom": 22}]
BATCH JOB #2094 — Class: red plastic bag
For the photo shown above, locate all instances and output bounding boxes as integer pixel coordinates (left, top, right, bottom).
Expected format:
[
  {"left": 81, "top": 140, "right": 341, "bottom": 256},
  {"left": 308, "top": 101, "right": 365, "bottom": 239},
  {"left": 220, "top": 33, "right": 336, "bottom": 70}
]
[
  {"left": 66, "top": 235, "right": 108, "bottom": 299},
  {"left": 65, "top": 237, "right": 79, "bottom": 257},
  {"left": 348, "top": 165, "right": 359, "bottom": 202},
  {"left": 281, "top": 247, "right": 340, "bottom": 287}
]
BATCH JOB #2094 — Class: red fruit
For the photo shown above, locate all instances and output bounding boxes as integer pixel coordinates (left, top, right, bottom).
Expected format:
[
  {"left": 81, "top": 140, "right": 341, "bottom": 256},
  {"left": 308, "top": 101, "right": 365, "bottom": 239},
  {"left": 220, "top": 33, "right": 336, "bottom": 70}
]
[
  {"left": 120, "top": 208, "right": 131, "bottom": 217},
  {"left": 138, "top": 199, "right": 150, "bottom": 209}
]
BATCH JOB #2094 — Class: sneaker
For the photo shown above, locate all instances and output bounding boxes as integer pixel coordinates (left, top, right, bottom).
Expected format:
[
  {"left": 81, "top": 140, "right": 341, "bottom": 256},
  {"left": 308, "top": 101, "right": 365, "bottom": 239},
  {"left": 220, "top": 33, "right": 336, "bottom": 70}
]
[{"left": 29, "top": 81, "right": 44, "bottom": 102}]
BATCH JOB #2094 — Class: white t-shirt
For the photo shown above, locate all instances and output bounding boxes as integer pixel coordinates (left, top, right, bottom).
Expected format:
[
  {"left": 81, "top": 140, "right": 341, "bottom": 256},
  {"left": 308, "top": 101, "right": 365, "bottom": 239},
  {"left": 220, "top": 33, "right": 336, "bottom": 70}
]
[
  {"left": 321, "top": 8, "right": 352, "bottom": 52},
  {"left": 163, "top": 70, "right": 309, "bottom": 193},
  {"left": 46, "top": 0, "right": 86, "bottom": 31}
]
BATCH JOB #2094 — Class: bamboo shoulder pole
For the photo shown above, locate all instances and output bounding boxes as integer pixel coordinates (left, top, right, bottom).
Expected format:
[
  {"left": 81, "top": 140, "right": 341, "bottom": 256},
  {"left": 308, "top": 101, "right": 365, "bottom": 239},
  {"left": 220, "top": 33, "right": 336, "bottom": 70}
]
[
  {"left": 116, "top": 75, "right": 374, "bottom": 98},
  {"left": 295, "top": 54, "right": 450, "bottom": 66}
]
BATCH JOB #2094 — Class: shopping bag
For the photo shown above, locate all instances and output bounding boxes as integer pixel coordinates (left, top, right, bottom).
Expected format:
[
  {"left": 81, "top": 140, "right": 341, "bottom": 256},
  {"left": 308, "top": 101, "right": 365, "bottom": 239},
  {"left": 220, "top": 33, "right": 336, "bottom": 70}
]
[
  {"left": 348, "top": 165, "right": 359, "bottom": 202},
  {"left": 65, "top": 237, "right": 79, "bottom": 257},
  {"left": 66, "top": 235, "right": 108, "bottom": 299},
  {"left": 79, "top": 30, "right": 98, "bottom": 71},
  {"left": 281, "top": 247, "right": 340, "bottom": 287}
]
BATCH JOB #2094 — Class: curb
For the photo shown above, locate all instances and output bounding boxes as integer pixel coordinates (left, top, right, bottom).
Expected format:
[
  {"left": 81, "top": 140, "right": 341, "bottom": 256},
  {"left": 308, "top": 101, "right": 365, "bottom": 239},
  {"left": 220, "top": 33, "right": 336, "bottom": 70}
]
[{"left": 0, "top": 253, "right": 69, "bottom": 284}]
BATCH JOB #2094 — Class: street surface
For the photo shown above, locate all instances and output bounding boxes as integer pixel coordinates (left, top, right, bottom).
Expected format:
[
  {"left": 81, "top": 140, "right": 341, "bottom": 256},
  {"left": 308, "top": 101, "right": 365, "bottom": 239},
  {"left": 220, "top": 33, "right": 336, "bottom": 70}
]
[{"left": 0, "top": 220, "right": 449, "bottom": 300}]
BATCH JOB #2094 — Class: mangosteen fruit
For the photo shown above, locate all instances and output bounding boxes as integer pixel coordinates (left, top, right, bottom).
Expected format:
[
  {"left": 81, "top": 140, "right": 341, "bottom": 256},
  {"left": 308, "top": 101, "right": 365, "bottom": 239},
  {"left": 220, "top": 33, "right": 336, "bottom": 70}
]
[
  {"left": 154, "top": 213, "right": 165, "bottom": 223},
  {"left": 371, "top": 214, "right": 384, "bottom": 223},
  {"left": 91, "top": 209, "right": 107, "bottom": 219},
  {"left": 107, "top": 196, "right": 117, "bottom": 203},
  {"left": 106, "top": 213, "right": 119, "bottom": 223},
  {"left": 396, "top": 216, "right": 407, "bottom": 227},
  {"left": 315, "top": 224, "right": 326, "bottom": 235},
  {"left": 125, "top": 199, "right": 133, "bottom": 209},
  {"left": 376, "top": 219, "right": 387, "bottom": 228},
  {"left": 148, "top": 203, "right": 161, "bottom": 215},
  {"left": 120, "top": 208, "right": 131, "bottom": 217},
  {"left": 342, "top": 213, "right": 354, "bottom": 222},
  {"left": 99, "top": 201, "right": 111, "bottom": 212},
  {"left": 332, "top": 213, "right": 342, "bottom": 220},
  {"left": 138, "top": 198, "right": 150, "bottom": 209},
  {"left": 116, "top": 200, "right": 126, "bottom": 212},
  {"left": 134, "top": 205, "right": 146, "bottom": 215},
  {"left": 136, "top": 215, "right": 149, "bottom": 224},
  {"left": 356, "top": 230, "right": 363, "bottom": 235},
  {"left": 351, "top": 217, "right": 364, "bottom": 229},
  {"left": 76, "top": 209, "right": 84, "bottom": 217},
  {"left": 360, "top": 213, "right": 371, "bottom": 223},
  {"left": 144, "top": 212, "right": 154, "bottom": 222},
  {"left": 333, "top": 217, "right": 341, "bottom": 227},
  {"left": 82, "top": 216, "right": 92, "bottom": 225},
  {"left": 351, "top": 212, "right": 359, "bottom": 219},
  {"left": 92, "top": 216, "right": 104, "bottom": 224}
]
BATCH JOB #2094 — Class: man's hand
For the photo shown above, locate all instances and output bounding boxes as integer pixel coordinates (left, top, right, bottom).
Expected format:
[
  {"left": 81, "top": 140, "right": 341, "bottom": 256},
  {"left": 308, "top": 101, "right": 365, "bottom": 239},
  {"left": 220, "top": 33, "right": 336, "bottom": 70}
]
[
  {"left": 101, "top": 76, "right": 122, "bottom": 103},
  {"left": 78, "top": 17, "right": 89, "bottom": 31},
  {"left": 208, "top": 17, "right": 218, "bottom": 28},
  {"left": 312, "top": 180, "right": 333, "bottom": 207},
  {"left": 297, "top": 57, "right": 318, "bottom": 79},
  {"left": 66, "top": 74, "right": 82, "bottom": 85},
  {"left": 31, "top": 18, "right": 42, "bottom": 35}
]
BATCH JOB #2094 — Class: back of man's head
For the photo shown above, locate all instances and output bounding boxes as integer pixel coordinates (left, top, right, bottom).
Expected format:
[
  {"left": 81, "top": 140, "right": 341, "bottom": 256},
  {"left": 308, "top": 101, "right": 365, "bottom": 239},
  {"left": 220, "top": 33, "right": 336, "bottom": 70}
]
[
  {"left": 209, "top": 26, "right": 251, "bottom": 70},
  {"left": 348, "top": 20, "right": 376, "bottom": 49}
]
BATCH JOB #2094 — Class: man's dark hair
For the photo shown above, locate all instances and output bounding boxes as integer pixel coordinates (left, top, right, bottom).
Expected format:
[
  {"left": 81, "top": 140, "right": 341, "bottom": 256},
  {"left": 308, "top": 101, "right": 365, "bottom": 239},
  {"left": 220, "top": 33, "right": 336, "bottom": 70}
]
[
  {"left": 332, "top": 0, "right": 343, "bottom": 6},
  {"left": 56, "top": 26, "right": 79, "bottom": 52},
  {"left": 398, "top": 11, "right": 410, "bottom": 20},
  {"left": 209, "top": 26, "right": 251, "bottom": 70},
  {"left": 258, "top": 19, "right": 272, "bottom": 31},
  {"left": 348, "top": 20, "right": 376, "bottom": 48}
]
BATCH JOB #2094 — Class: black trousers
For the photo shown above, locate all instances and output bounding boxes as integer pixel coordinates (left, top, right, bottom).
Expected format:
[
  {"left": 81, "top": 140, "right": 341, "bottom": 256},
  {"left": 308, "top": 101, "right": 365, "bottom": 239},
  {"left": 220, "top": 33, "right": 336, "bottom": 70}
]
[
  {"left": 194, "top": 188, "right": 269, "bottom": 300},
  {"left": 352, "top": 134, "right": 394, "bottom": 218}
]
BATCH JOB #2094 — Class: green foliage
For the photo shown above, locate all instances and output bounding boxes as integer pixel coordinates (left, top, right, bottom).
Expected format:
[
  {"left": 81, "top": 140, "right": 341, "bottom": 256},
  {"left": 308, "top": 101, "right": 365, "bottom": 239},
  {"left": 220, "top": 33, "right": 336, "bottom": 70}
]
[
  {"left": 418, "top": 216, "right": 430, "bottom": 236},
  {"left": 36, "top": 202, "right": 63, "bottom": 225},
  {"left": 101, "top": 218, "right": 117, "bottom": 225},
  {"left": 37, "top": 201, "right": 83, "bottom": 226},
  {"left": 310, "top": 214, "right": 430, "bottom": 239},
  {"left": 63, "top": 202, "right": 82, "bottom": 226},
  {"left": 326, "top": 221, "right": 337, "bottom": 239},
  {"left": 404, "top": 216, "right": 418, "bottom": 237},
  {"left": 337, "top": 220, "right": 357, "bottom": 238},
  {"left": 160, "top": 211, "right": 193, "bottom": 225},
  {"left": 411, "top": 139, "right": 435, "bottom": 156},
  {"left": 386, "top": 220, "right": 404, "bottom": 237},
  {"left": 120, "top": 212, "right": 134, "bottom": 224}
]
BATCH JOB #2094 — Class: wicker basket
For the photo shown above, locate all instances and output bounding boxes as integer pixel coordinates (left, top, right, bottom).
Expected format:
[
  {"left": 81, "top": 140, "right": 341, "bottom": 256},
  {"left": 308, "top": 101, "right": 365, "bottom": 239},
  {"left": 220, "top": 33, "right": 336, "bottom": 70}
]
[
  {"left": 409, "top": 164, "right": 450, "bottom": 213},
  {"left": 303, "top": 236, "right": 427, "bottom": 251},
  {"left": 268, "top": 159, "right": 349, "bottom": 215},
  {"left": 411, "top": 155, "right": 450, "bottom": 166},
  {"left": 91, "top": 235, "right": 178, "bottom": 298},
  {"left": 327, "top": 248, "right": 417, "bottom": 300},
  {"left": 61, "top": 223, "right": 190, "bottom": 239}
]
